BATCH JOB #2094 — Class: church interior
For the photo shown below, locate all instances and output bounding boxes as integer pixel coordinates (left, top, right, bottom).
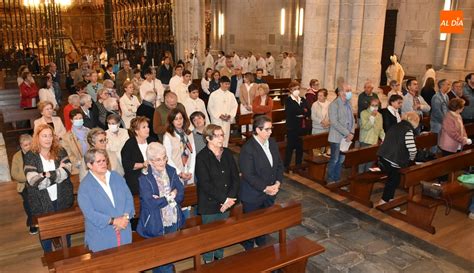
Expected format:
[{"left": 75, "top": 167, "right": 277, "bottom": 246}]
[{"left": 0, "top": 0, "right": 473, "bottom": 272}]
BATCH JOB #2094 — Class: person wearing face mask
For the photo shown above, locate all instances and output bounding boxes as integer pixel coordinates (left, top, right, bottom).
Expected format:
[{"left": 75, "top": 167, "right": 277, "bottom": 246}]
[
  {"left": 106, "top": 114, "right": 129, "bottom": 176},
  {"left": 63, "top": 109, "right": 90, "bottom": 179},
  {"left": 284, "top": 81, "right": 310, "bottom": 171},
  {"left": 327, "top": 84, "right": 356, "bottom": 184},
  {"left": 376, "top": 111, "right": 419, "bottom": 206},
  {"left": 358, "top": 98, "right": 385, "bottom": 173}
]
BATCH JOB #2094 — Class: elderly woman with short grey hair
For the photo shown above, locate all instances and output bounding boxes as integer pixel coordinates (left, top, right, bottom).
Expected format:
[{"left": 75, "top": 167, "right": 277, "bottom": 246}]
[
  {"left": 103, "top": 97, "right": 125, "bottom": 128},
  {"left": 136, "top": 142, "right": 184, "bottom": 273},
  {"left": 78, "top": 148, "right": 134, "bottom": 252}
]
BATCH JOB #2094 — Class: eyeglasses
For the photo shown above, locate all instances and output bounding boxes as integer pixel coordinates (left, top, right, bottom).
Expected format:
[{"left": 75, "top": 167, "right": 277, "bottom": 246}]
[
  {"left": 149, "top": 156, "right": 167, "bottom": 163},
  {"left": 98, "top": 138, "right": 108, "bottom": 144},
  {"left": 261, "top": 127, "right": 273, "bottom": 132}
]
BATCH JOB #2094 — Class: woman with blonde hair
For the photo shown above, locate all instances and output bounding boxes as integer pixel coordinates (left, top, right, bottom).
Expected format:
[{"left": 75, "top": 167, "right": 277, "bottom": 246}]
[
  {"left": 119, "top": 80, "right": 140, "bottom": 128},
  {"left": 252, "top": 83, "right": 273, "bottom": 118},
  {"left": 239, "top": 72, "right": 257, "bottom": 115},
  {"left": 34, "top": 100, "right": 66, "bottom": 140}
]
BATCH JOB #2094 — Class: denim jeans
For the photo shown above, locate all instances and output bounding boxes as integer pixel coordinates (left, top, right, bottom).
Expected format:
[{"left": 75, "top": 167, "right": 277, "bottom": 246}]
[
  {"left": 151, "top": 223, "right": 178, "bottom": 273},
  {"left": 201, "top": 212, "right": 230, "bottom": 262},
  {"left": 327, "top": 142, "right": 345, "bottom": 182},
  {"left": 19, "top": 188, "right": 33, "bottom": 227}
]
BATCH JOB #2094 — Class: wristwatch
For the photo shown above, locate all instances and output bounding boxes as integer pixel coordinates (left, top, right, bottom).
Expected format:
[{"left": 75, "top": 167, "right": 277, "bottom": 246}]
[
  {"left": 109, "top": 217, "right": 115, "bottom": 225},
  {"left": 123, "top": 213, "right": 130, "bottom": 220}
]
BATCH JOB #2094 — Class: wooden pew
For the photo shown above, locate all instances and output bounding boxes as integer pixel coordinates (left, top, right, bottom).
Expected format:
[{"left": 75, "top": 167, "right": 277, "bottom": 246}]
[
  {"left": 2, "top": 108, "right": 40, "bottom": 133},
  {"left": 328, "top": 132, "right": 438, "bottom": 207},
  {"left": 379, "top": 149, "right": 474, "bottom": 233},
  {"left": 271, "top": 108, "right": 286, "bottom": 122},
  {"left": 54, "top": 202, "right": 325, "bottom": 273},
  {"left": 37, "top": 185, "right": 199, "bottom": 270},
  {"left": 0, "top": 88, "right": 21, "bottom": 110},
  {"left": 300, "top": 128, "right": 360, "bottom": 184}
]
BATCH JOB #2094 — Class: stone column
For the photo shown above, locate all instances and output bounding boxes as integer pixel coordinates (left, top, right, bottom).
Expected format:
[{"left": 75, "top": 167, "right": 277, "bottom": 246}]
[
  {"left": 301, "top": 0, "right": 332, "bottom": 89},
  {"left": 446, "top": 1, "right": 473, "bottom": 70},
  {"left": 173, "top": 0, "right": 203, "bottom": 61},
  {"left": 356, "top": 0, "right": 387, "bottom": 90}
]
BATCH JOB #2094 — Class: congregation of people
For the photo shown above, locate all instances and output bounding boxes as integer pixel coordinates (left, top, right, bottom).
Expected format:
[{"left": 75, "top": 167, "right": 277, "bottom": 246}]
[{"left": 11, "top": 47, "right": 474, "bottom": 272}]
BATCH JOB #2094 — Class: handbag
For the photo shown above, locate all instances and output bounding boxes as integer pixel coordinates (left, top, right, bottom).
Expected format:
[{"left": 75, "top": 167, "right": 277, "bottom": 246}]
[
  {"left": 414, "top": 150, "right": 436, "bottom": 162},
  {"left": 420, "top": 181, "right": 451, "bottom": 215}
]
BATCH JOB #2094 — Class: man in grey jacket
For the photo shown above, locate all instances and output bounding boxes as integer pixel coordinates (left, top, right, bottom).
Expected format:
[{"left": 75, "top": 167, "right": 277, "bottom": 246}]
[
  {"left": 327, "top": 84, "right": 356, "bottom": 184},
  {"left": 430, "top": 79, "right": 450, "bottom": 134}
]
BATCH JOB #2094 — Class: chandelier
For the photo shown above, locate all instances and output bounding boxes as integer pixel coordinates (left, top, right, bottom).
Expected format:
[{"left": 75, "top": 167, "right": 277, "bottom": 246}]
[{"left": 23, "top": 0, "right": 72, "bottom": 8}]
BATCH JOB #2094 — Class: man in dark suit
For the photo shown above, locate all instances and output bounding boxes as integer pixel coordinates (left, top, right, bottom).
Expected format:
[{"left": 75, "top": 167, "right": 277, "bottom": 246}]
[
  {"left": 238, "top": 115, "right": 284, "bottom": 250},
  {"left": 79, "top": 93, "right": 98, "bottom": 129},
  {"left": 230, "top": 66, "right": 243, "bottom": 98}
]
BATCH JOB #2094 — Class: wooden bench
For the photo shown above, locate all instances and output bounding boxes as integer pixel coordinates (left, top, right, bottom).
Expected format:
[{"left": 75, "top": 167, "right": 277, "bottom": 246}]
[
  {"left": 271, "top": 108, "right": 286, "bottom": 123},
  {"left": 378, "top": 149, "right": 474, "bottom": 233},
  {"left": 54, "top": 202, "right": 325, "bottom": 273},
  {"left": 299, "top": 128, "right": 360, "bottom": 184},
  {"left": 328, "top": 132, "right": 438, "bottom": 207},
  {"left": 37, "top": 185, "right": 200, "bottom": 270},
  {"left": 2, "top": 108, "right": 40, "bottom": 133},
  {"left": 0, "top": 88, "right": 21, "bottom": 111}
]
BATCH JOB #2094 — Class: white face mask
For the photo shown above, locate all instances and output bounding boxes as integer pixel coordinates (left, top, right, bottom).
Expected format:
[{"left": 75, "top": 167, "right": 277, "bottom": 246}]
[
  {"left": 370, "top": 106, "right": 378, "bottom": 112},
  {"left": 108, "top": 124, "right": 119, "bottom": 133},
  {"left": 292, "top": 90, "right": 300, "bottom": 98}
]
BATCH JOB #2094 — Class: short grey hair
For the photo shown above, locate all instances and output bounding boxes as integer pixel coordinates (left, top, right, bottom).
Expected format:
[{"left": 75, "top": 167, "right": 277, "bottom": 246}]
[
  {"left": 19, "top": 134, "right": 32, "bottom": 144},
  {"left": 146, "top": 142, "right": 167, "bottom": 161},
  {"left": 68, "top": 94, "right": 80, "bottom": 105},
  {"left": 103, "top": 98, "right": 118, "bottom": 111},
  {"left": 143, "top": 91, "right": 157, "bottom": 102},
  {"left": 79, "top": 94, "right": 92, "bottom": 106},
  {"left": 87, "top": 128, "right": 106, "bottom": 146},
  {"left": 103, "top": 79, "right": 115, "bottom": 88},
  {"left": 84, "top": 148, "right": 109, "bottom": 170}
]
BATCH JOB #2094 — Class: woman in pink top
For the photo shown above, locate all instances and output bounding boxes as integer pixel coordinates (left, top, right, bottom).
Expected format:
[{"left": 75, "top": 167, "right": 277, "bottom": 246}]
[{"left": 438, "top": 98, "right": 472, "bottom": 156}]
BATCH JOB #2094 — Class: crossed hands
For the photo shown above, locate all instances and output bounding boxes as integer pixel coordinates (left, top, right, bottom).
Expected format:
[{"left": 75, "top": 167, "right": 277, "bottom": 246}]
[
  {"left": 220, "top": 198, "right": 237, "bottom": 213},
  {"left": 112, "top": 214, "right": 130, "bottom": 231},
  {"left": 264, "top": 181, "right": 281, "bottom": 196}
]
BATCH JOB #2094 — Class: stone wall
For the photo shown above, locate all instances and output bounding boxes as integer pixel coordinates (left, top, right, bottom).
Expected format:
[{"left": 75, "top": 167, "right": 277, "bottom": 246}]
[
  {"left": 392, "top": 0, "right": 473, "bottom": 82},
  {"left": 217, "top": 0, "right": 305, "bottom": 78}
]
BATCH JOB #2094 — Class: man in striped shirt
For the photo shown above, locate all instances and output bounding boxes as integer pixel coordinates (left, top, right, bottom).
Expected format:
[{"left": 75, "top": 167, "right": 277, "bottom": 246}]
[{"left": 376, "top": 112, "right": 419, "bottom": 206}]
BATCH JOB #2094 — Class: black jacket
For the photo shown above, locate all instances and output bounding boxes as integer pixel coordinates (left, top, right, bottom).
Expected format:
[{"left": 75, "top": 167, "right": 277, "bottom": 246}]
[
  {"left": 239, "top": 136, "right": 284, "bottom": 203},
  {"left": 285, "top": 96, "right": 310, "bottom": 134},
  {"left": 81, "top": 103, "right": 99, "bottom": 129},
  {"left": 377, "top": 120, "right": 414, "bottom": 168},
  {"left": 195, "top": 147, "right": 240, "bottom": 215},
  {"left": 136, "top": 101, "right": 158, "bottom": 141},
  {"left": 158, "top": 64, "right": 173, "bottom": 84},
  {"left": 380, "top": 108, "right": 400, "bottom": 133},
  {"left": 230, "top": 75, "right": 243, "bottom": 95},
  {"left": 121, "top": 137, "right": 153, "bottom": 195}
]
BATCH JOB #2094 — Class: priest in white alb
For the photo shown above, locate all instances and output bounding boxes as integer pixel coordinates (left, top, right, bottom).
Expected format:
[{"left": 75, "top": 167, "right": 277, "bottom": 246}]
[
  {"left": 207, "top": 76, "right": 238, "bottom": 147},
  {"left": 140, "top": 67, "right": 164, "bottom": 106}
]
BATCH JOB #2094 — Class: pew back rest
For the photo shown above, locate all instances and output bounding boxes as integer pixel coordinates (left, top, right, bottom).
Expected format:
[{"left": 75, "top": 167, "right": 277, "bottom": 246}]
[
  {"left": 37, "top": 185, "right": 198, "bottom": 240},
  {"left": 38, "top": 207, "right": 84, "bottom": 241},
  {"left": 54, "top": 202, "right": 303, "bottom": 273},
  {"left": 400, "top": 149, "right": 474, "bottom": 189},
  {"left": 302, "top": 133, "right": 329, "bottom": 152},
  {"left": 271, "top": 109, "right": 286, "bottom": 123},
  {"left": 415, "top": 132, "right": 437, "bottom": 150},
  {"left": 343, "top": 144, "right": 379, "bottom": 167},
  {"left": 3, "top": 108, "right": 40, "bottom": 123},
  {"left": 272, "top": 121, "right": 286, "bottom": 142}
]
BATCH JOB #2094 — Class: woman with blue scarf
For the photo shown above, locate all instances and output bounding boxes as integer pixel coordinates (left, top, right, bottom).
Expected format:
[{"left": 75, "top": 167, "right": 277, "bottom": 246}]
[
  {"left": 137, "top": 142, "right": 185, "bottom": 273},
  {"left": 63, "top": 109, "right": 90, "bottom": 179}
]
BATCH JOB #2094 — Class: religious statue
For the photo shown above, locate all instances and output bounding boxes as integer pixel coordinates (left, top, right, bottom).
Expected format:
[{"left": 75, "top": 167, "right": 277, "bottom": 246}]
[{"left": 385, "top": 55, "right": 405, "bottom": 86}]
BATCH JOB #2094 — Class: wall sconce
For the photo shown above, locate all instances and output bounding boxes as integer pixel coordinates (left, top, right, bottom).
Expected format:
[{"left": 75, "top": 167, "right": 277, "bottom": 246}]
[
  {"left": 218, "top": 12, "right": 225, "bottom": 37},
  {"left": 439, "top": 0, "right": 451, "bottom": 41},
  {"left": 280, "top": 8, "right": 285, "bottom": 35}
]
